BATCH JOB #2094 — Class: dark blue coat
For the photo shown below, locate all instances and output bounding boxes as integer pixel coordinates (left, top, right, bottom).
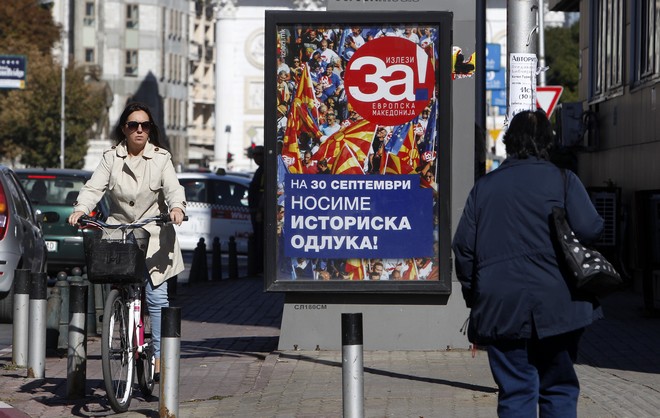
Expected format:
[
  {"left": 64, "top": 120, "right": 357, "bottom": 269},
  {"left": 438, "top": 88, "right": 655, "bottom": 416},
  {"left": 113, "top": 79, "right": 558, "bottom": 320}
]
[{"left": 452, "top": 158, "right": 604, "bottom": 344}]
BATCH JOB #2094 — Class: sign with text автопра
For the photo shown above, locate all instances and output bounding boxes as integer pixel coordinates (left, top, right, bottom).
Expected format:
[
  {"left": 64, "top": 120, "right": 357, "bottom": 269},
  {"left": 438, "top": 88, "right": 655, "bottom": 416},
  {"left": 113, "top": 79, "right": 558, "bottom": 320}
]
[{"left": 264, "top": 11, "right": 452, "bottom": 293}]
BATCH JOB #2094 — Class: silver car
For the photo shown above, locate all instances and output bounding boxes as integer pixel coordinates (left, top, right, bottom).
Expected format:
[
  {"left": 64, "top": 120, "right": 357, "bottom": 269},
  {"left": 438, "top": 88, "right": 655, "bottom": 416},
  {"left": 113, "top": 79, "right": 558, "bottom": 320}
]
[{"left": 0, "top": 165, "right": 47, "bottom": 322}]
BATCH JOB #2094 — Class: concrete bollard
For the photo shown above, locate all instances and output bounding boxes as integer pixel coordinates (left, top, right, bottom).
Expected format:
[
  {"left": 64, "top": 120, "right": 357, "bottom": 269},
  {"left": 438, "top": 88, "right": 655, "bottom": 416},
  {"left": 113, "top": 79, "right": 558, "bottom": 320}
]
[
  {"left": 67, "top": 283, "right": 88, "bottom": 399},
  {"left": 160, "top": 307, "right": 181, "bottom": 418},
  {"left": 228, "top": 236, "right": 238, "bottom": 279},
  {"left": 12, "top": 269, "right": 31, "bottom": 367},
  {"left": 342, "top": 313, "right": 364, "bottom": 418},
  {"left": 75, "top": 267, "right": 96, "bottom": 337},
  {"left": 247, "top": 234, "right": 257, "bottom": 276},
  {"left": 93, "top": 281, "right": 105, "bottom": 335},
  {"left": 212, "top": 237, "right": 222, "bottom": 281},
  {"left": 188, "top": 238, "right": 207, "bottom": 283},
  {"left": 45, "top": 286, "right": 62, "bottom": 350},
  {"left": 55, "top": 272, "right": 70, "bottom": 349},
  {"left": 28, "top": 272, "right": 48, "bottom": 378}
]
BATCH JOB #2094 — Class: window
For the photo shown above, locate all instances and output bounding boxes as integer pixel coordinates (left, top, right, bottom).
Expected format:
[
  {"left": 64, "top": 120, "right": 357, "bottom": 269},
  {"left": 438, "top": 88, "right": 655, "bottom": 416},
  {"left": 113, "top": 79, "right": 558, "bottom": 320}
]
[
  {"left": 125, "top": 50, "right": 138, "bottom": 76},
  {"left": 84, "top": 1, "right": 95, "bottom": 26},
  {"left": 84, "top": 48, "right": 94, "bottom": 63},
  {"left": 590, "top": 0, "right": 624, "bottom": 98},
  {"left": 126, "top": 4, "right": 139, "bottom": 29},
  {"left": 634, "top": 0, "right": 660, "bottom": 83}
]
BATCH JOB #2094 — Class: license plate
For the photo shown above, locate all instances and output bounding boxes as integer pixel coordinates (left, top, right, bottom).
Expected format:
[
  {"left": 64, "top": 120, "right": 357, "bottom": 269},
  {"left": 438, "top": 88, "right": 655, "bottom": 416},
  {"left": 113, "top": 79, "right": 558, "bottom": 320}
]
[{"left": 46, "top": 241, "right": 58, "bottom": 252}]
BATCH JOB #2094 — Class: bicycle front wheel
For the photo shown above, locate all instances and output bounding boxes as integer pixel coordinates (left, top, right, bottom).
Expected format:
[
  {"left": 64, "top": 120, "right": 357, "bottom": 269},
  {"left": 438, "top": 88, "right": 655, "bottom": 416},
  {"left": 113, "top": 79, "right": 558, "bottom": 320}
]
[{"left": 101, "top": 289, "right": 134, "bottom": 412}]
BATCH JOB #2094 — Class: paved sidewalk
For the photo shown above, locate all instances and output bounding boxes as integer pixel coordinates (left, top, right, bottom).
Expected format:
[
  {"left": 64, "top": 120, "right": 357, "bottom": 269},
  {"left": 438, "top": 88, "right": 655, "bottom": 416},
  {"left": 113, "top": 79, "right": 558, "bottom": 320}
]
[{"left": 0, "top": 276, "right": 659, "bottom": 417}]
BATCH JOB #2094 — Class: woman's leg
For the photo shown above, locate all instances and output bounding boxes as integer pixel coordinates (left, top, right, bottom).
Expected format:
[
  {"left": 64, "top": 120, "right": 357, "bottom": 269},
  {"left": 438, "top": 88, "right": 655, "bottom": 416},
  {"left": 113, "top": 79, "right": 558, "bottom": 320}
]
[
  {"left": 487, "top": 340, "right": 539, "bottom": 418},
  {"left": 145, "top": 279, "right": 169, "bottom": 360},
  {"left": 533, "top": 330, "right": 582, "bottom": 418}
]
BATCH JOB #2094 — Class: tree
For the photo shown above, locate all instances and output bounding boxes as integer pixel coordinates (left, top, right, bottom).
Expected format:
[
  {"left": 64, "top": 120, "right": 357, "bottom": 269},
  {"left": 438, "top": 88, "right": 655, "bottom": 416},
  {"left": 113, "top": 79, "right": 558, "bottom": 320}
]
[
  {"left": 545, "top": 22, "right": 580, "bottom": 104},
  {"left": 0, "top": 0, "right": 106, "bottom": 168}
]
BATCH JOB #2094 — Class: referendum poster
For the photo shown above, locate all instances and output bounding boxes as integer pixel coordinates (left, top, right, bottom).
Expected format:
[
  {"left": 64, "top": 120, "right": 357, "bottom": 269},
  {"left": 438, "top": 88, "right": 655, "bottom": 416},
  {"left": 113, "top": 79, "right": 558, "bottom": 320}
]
[{"left": 265, "top": 12, "right": 452, "bottom": 292}]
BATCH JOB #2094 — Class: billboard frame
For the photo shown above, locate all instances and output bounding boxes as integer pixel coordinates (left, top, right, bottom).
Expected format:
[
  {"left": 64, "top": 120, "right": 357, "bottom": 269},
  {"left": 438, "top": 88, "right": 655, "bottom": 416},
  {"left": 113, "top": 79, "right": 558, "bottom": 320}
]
[{"left": 264, "top": 11, "right": 453, "bottom": 294}]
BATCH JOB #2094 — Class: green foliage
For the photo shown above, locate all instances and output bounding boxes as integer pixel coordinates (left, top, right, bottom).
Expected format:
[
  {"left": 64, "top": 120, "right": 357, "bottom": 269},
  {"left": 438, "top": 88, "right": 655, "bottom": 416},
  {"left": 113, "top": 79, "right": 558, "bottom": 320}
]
[
  {"left": 0, "top": 0, "right": 106, "bottom": 168},
  {"left": 545, "top": 23, "right": 580, "bottom": 104}
]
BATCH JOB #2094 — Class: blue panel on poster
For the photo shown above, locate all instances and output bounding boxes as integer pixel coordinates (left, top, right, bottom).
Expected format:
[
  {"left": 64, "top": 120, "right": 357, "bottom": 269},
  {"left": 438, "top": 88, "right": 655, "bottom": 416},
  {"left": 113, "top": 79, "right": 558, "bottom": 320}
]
[
  {"left": 492, "top": 89, "right": 507, "bottom": 107},
  {"left": 283, "top": 174, "right": 434, "bottom": 259}
]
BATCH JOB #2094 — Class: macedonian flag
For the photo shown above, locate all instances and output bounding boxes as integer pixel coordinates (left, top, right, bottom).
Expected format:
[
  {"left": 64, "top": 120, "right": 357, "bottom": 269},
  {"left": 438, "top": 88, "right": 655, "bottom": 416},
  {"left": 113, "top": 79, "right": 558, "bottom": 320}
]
[{"left": 313, "top": 119, "right": 377, "bottom": 167}]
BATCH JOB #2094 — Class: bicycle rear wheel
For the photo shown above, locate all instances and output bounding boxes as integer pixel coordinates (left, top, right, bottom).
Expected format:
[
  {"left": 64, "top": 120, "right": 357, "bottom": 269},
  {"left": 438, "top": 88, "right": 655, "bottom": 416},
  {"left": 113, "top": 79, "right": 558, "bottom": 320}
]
[
  {"left": 101, "top": 289, "right": 134, "bottom": 412},
  {"left": 137, "top": 310, "right": 155, "bottom": 396}
]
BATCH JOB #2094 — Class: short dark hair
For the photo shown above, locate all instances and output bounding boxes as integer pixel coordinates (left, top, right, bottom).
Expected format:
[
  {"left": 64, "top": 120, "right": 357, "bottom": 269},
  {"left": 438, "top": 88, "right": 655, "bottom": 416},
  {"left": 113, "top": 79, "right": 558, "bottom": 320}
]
[{"left": 503, "top": 109, "right": 554, "bottom": 160}]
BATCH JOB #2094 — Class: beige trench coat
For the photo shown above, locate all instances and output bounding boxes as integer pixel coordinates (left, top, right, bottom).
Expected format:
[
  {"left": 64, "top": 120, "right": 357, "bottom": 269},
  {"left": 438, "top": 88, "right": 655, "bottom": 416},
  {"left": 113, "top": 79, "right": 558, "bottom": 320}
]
[{"left": 74, "top": 141, "right": 187, "bottom": 286}]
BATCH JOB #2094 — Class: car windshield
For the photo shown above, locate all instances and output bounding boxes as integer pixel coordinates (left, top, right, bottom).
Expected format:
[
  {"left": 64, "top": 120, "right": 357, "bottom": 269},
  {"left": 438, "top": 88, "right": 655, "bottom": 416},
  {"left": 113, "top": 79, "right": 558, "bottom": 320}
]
[{"left": 21, "top": 175, "right": 86, "bottom": 206}]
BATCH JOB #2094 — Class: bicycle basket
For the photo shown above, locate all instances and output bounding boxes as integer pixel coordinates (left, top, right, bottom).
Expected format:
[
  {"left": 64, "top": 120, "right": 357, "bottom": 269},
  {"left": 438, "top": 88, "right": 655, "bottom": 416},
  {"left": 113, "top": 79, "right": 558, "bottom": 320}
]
[{"left": 83, "top": 228, "right": 150, "bottom": 284}]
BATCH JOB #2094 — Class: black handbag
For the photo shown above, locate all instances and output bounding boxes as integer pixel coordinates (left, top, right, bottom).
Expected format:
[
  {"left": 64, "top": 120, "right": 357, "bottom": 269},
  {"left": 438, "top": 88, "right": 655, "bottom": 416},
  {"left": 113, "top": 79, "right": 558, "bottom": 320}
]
[
  {"left": 551, "top": 170, "right": 622, "bottom": 296},
  {"left": 83, "top": 228, "right": 149, "bottom": 284}
]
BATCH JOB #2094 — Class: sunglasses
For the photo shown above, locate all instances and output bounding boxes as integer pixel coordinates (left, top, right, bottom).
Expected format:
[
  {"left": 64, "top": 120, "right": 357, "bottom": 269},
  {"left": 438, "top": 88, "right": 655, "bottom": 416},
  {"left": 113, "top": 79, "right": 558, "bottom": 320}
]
[{"left": 125, "top": 121, "right": 153, "bottom": 132}]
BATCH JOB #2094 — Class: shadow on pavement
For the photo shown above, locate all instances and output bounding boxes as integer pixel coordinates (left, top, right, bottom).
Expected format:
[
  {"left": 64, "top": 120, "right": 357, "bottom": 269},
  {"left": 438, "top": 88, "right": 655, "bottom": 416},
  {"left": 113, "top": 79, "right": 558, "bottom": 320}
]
[
  {"left": 577, "top": 288, "right": 660, "bottom": 374},
  {"left": 279, "top": 352, "right": 498, "bottom": 394}
]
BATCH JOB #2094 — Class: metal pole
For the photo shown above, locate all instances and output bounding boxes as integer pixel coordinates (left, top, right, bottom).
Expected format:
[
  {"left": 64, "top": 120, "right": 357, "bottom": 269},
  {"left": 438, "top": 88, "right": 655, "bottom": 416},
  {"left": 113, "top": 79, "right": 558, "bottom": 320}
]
[
  {"left": 60, "top": 0, "right": 69, "bottom": 169},
  {"left": 67, "top": 283, "right": 88, "bottom": 399},
  {"left": 160, "top": 307, "right": 181, "bottom": 418},
  {"left": 507, "top": 0, "right": 540, "bottom": 118},
  {"left": 538, "top": 0, "right": 547, "bottom": 86},
  {"left": 342, "top": 313, "right": 364, "bottom": 418},
  {"left": 28, "top": 272, "right": 48, "bottom": 378},
  {"left": 12, "top": 269, "right": 31, "bottom": 367}
]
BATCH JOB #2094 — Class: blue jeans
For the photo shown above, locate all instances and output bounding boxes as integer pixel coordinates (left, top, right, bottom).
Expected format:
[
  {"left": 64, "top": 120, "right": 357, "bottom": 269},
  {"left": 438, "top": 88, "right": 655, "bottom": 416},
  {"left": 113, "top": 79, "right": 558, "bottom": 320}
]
[
  {"left": 145, "top": 279, "right": 168, "bottom": 359},
  {"left": 487, "top": 330, "right": 582, "bottom": 418}
]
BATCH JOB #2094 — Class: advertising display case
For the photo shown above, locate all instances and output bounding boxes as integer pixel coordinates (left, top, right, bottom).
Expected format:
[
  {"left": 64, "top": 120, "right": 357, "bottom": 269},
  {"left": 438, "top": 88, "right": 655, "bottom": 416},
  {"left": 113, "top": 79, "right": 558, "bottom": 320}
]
[{"left": 264, "top": 11, "right": 452, "bottom": 294}]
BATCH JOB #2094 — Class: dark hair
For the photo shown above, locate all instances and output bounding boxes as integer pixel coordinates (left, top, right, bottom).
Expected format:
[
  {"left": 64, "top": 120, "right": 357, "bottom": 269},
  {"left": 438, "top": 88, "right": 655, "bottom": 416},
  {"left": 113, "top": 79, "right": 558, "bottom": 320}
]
[
  {"left": 112, "top": 102, "right": 163, "bottom": 148},
  {"left": 503, "top": 109, "right": 554, "bottom": 160}
]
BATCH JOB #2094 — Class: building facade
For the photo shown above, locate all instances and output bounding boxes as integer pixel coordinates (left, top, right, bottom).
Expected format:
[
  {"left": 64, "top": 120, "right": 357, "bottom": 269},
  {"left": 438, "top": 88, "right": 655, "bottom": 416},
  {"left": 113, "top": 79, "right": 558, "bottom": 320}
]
[{"left": 551, "top": 0, "right": 660, "bottom": 309}]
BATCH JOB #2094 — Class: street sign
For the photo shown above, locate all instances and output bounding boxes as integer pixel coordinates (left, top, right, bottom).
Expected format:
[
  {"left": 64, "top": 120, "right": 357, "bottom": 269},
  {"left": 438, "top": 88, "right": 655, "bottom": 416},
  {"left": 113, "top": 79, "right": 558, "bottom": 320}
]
[
  {"left": 486, "top": 43, "right": 501, "bottom": 71},
  {"left": 536, "top": 86, "right": 564, "bottom": 118}
]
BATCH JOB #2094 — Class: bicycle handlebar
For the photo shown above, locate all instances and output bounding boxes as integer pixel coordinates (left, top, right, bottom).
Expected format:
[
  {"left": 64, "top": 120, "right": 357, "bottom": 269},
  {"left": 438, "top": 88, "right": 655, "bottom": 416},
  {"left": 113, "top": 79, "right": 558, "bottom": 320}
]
[{"left": 77, "top": 213, "right": 188, "bottom": 229}]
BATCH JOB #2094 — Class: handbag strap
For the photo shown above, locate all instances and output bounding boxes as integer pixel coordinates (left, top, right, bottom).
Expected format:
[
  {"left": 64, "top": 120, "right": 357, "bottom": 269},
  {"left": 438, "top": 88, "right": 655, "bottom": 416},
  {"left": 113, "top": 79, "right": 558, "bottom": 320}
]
[{"left": 560, "top": 168, "right": 568, "bottom": 208}]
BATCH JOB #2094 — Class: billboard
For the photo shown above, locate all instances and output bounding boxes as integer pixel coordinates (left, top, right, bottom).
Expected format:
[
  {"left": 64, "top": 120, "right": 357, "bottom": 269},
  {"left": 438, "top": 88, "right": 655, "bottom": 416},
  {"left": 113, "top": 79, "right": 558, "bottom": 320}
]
[
  {"left": 0, "top": 55, "right": 27, "bottom": 89},
  {"left": 264, "top": 11, "right": 452, "bottom": 293}
]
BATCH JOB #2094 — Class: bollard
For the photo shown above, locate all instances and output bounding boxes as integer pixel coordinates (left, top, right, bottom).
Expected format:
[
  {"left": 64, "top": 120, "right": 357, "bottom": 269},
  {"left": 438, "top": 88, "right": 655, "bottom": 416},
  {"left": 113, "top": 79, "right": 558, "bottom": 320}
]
[
  {"left": 342, "top": 313, "right": 364, "bottom": 418},
  {"left": 93, "top": 281, "right": 105, "bottom": 335},
  {"left": 228, "top": 236, "right": 239, "bottom": 279},
  {"left": 67, "top": 283, "right": 88, "bottom": 399},
  {"left": 160, "top": 307, "right": 181, "bottom": 418},
  {"left": 55, "top": 272, "right": 70, "bottom": 349},
  {"left": 45, "top": 286, "right": 62, "bottom": 350},
  {"left": 12, "top": 269, "right": 31, "bottom": 367},
  {"left": 247, "top": 234, "right": 257, "bottom": 276},
  {"left": 212, "top": 237, "right": 223, "bottom": 281},
  {"left": 167, "top": 275, "right": 178, "bottom": 299},
  {"left": 188, "top": 238, "right": 206, "bottom": 283},
  {"left": 28, "top": 272, "right": 48, "bottom": 378},
  {"left": 76, "top": 267, "right": 96, "bottom": 336}
]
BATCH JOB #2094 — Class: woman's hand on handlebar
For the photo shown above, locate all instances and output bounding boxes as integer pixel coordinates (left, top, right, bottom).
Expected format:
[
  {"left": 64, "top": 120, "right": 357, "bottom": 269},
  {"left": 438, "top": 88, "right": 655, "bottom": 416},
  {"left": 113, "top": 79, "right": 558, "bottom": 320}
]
[
  {"left": 68, "top": 211, "right": 86, "bottom": 226},
  {"left": 170, "top": 208, "right": 185, "bottom": 226}
]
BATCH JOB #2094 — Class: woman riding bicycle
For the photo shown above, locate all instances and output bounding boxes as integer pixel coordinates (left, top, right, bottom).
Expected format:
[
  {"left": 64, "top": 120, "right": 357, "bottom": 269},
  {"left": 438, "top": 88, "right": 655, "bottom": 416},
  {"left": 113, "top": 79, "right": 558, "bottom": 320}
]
[{"left": 68, "top": 102, "right": 186, "bottom": 383}]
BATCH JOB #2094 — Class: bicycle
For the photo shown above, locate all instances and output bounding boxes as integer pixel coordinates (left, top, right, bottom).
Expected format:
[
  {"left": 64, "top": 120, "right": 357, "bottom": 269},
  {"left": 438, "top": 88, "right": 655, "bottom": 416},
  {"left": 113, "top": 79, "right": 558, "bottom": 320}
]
[{"left": 78, "top": 213, "right": 183, "bottom": 413}]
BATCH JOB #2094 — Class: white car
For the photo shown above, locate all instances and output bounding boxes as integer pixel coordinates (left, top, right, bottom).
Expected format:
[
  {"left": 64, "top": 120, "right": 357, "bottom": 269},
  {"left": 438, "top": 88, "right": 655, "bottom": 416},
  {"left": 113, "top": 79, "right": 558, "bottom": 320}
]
[{"left": 176, "top": 172, "right": 252, "bottom": 253}]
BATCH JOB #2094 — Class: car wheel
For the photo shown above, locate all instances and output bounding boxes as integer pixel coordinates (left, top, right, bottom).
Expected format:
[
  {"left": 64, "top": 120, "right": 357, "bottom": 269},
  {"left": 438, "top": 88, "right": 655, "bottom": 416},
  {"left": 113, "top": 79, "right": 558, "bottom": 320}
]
[{"left": 0, "top": 286, "right": 14, "bottom": 323}]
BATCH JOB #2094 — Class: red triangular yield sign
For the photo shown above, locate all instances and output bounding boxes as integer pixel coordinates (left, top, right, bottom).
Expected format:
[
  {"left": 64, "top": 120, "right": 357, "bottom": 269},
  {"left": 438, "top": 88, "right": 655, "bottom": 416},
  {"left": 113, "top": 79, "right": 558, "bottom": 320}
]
[{"left": 536, "top": 86, "right": 563, "bottom": 118}]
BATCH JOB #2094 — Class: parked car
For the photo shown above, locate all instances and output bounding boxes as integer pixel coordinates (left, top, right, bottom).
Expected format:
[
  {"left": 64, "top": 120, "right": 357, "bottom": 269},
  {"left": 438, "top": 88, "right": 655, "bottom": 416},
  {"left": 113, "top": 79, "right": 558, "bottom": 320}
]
[
  {"left": 16, "top": 169, "right": 108, "bottom": 276},
  {"left": 0, "top": 165, "right": 47, "bottom": 322},
  {"left": 176, "top": 172, "right": 252, "bottom": 253}
]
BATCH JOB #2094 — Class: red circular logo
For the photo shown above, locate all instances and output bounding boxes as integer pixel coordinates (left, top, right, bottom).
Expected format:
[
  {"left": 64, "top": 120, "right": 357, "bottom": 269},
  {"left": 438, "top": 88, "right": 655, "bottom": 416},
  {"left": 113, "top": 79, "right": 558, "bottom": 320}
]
[{"left": 344, "top": 37, "right": 435, "bottom": 126}]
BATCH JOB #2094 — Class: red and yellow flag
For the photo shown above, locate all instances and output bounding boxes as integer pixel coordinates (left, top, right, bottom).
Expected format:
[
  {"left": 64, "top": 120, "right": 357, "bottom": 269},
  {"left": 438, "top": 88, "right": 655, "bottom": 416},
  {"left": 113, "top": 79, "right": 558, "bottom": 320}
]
[
  {"left": 313, "top": 119, "right": 377, "bottom": 166},
  {"left": 344, "top": 259, "right": 366, "bottom": 281},
  {"left": 380, "top": 152, "right": 415, "bottom": 175},
  {"left": 331, "top": 144, "right": 364, "bottom": 175}
]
